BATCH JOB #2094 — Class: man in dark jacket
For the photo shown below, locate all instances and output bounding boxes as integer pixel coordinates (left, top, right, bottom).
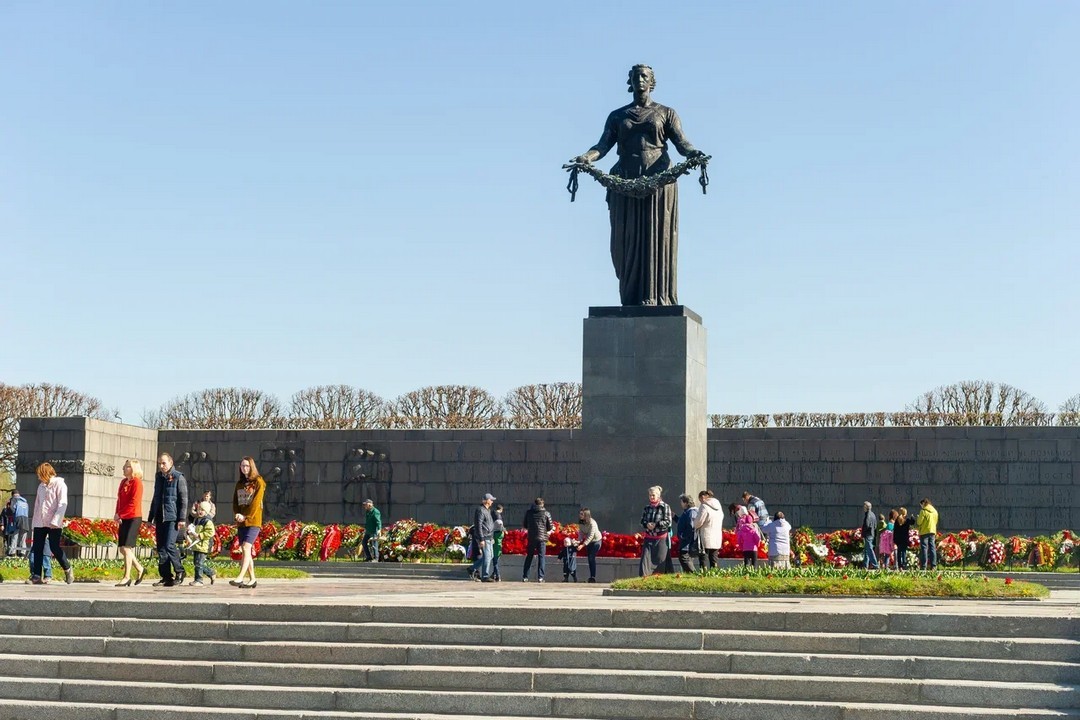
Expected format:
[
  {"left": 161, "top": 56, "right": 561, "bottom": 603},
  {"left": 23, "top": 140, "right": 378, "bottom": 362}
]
[
  {"left": 522, "top": 497, "right": 553, "bottom": 582},
  {"left": 149, "top": 453, "right": 188, "bottom": 586},
  {"left": 675, "top": 494, "right": 701, "bottom": 572},
  {"left": 469, "top": 493, "right": 496, "bottom": 583},
  {"left": 861, "top": 501, "right": 879, "bottom": 570}
]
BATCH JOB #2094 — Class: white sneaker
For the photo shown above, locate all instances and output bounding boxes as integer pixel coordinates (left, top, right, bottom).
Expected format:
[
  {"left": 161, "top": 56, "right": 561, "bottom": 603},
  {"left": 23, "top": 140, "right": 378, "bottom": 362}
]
[{"left": 190, "top": 580, "right": 205, "bottom": 586}]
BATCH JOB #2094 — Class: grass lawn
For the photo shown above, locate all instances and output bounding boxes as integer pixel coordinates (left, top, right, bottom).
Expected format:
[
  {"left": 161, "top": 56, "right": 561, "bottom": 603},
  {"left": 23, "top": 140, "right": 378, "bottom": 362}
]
[
  {"left": 0, "top": 556, "right": 310, "bottom": 583},
  {"left": 610, "top": 566, "right": 1050, "bottom": 598}
]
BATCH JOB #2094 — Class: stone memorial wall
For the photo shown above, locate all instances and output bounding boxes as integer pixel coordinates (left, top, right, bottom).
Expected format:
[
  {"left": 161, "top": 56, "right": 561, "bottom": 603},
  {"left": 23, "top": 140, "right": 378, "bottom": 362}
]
[{"left": 15, "top": 418, "right": 1079, "bottom": 535}]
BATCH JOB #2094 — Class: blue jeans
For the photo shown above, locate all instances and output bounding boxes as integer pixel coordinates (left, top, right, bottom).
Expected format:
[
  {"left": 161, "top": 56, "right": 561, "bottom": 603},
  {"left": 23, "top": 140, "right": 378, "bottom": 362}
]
[
  {"left": 863, "top": 538, "right": 878, "bottom": 569},
  {"left": 155, "top": 522, "right": 182, "bottom": 581},
  {"left": 522, "top": 540, "right": 546, "bottom": 580},
  {"left": 469, "top": 538, "right": 492, "bottom": 579},
  {"left": 28, "top": 549, "right": 53, "bottom": 579},
  {"left": 193, "top": 551, "right": 214, "bottom": 582},
  {"left": 920, "top": 535, "right": 937, "bottom": 570},
  {"left": 365, "top": 537, "right": 379, "bottom": 562}
]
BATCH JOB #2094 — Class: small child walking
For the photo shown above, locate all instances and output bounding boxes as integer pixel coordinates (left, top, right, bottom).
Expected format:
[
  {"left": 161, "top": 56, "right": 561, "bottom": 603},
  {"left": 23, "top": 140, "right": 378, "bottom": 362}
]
[
  {"left": 190, "top": 501, "right": 216, "bottom": 586},
  {"left": 558, "top": 537, "right": 578, "bottom": 582},
  {"left": 879, "top": 509, "right": 898, "bottom": 571},
  {"left": 736, "top": 511, "right": 760, "bottom": 567}
]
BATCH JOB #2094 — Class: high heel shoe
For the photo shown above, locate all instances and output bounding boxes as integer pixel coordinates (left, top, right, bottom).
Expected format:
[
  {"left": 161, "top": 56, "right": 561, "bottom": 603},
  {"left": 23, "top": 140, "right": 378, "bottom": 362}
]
[
  {"left": 239, "top": 580, "right": 258, "bottom": 589},
  {"left": 134, "top": 568, "right": 146, "bottom": 586},
  {"left": 115, "top": 579, "right": 132, "bottom": 587}
]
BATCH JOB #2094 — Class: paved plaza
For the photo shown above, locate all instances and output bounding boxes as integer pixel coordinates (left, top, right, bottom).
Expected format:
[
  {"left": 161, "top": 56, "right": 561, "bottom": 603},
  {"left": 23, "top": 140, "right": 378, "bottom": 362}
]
[{"left": 3, "top": 575, "right": 1077, "bottom": 616}]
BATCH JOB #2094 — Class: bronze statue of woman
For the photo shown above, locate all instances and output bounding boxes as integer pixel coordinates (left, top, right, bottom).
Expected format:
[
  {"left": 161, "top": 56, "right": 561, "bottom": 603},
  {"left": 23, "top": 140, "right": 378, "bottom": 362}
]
[{"left": 571, "top": 65, "right": 705, "bottom": 307}]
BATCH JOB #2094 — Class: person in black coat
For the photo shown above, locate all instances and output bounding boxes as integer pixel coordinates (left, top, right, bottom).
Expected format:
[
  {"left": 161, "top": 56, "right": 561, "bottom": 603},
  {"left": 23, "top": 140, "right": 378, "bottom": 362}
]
[
  {"left": 522, "top": 497, "right": 553, "bottom": 582},
  {"left": 893, "top": 506, "right": 913, "bottom": 571}
]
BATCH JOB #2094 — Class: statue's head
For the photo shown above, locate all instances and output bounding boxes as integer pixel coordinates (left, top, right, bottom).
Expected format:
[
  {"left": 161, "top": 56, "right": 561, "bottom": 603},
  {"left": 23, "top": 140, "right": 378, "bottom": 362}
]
[{"left": 627, "top": 64, "right": 656, "bottom": 93}]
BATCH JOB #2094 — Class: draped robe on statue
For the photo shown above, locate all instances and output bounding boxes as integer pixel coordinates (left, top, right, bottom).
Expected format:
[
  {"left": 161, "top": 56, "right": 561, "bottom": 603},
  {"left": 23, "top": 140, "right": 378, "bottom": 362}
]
[{"left": 588, "top": 101, "right": 698, "bottom": 306}]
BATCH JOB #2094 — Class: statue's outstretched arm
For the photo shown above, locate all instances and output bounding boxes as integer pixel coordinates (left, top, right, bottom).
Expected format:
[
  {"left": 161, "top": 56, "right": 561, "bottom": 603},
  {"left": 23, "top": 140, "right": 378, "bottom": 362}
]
[{"left": 570, "top": 111, "right": 618, "bottom": 164}]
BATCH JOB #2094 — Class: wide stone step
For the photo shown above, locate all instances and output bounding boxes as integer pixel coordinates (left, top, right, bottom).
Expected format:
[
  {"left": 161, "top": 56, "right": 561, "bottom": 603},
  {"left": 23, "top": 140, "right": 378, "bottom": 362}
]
[
  {"left": 7, "top": 598, "right": 1078, "bottom": 639},
  {"left": 0, "top": 682, "right": 1078, "bottom": 720},
  {"left": 3, "top": 634, "right": 1078, "bottom": 685},
  {"left": 4, "top": 615, "right": 1077, "bottom": 662},
  {"left": 0, "top": 699, "right": 605, "bottom": 720},
  {"left": 5, "top": 654, "right": 1078, "bottom": 710}
]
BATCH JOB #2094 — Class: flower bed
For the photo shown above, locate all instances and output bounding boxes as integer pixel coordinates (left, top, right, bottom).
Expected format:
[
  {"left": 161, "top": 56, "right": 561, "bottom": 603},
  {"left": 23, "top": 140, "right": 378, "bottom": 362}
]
[
  {"left": 610, "top": 566, "right": 1051, "bottom": 598},
  {"left": 57, "top": 516, "right": 1078, "bottom": 570}
]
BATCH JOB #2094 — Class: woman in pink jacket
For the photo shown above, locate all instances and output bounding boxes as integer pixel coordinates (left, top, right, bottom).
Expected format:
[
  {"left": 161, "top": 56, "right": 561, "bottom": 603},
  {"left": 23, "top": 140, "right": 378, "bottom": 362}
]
[
  {"left": 736, "top": 509, "right": 760, "bottom": 568},
  {"left": 28, "top": 462, "right": 74, "bottom": 585}
]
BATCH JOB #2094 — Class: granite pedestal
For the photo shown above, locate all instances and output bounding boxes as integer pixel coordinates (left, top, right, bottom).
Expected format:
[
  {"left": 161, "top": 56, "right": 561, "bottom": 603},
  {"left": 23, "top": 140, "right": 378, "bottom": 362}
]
[{"left": 580, "top": 306, "right": 708, "bottom": 534}]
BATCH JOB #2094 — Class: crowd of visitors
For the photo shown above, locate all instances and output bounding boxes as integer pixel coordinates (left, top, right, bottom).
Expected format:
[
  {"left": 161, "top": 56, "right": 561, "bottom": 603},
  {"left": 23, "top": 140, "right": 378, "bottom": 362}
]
[
  {"left": 863, "top": 497, "right": 940, "bottom": 571},
  {"left": 9, "top": 454, "right": 267, "bottom": 588},
  {"left": 627, "top": 487, "right": 939, "bottom": 576},
  {"left": 5, "top": 455, "right": 942, "bottom": 587}
]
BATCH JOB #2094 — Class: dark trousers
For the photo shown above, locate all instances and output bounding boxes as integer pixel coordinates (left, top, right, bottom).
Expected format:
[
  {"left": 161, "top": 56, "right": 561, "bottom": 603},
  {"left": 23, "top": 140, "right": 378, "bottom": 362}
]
[
  {"left": 30, "top": 528, "right": 70, "bottom": 578},
  {"left": 155, "top": 522, "right": 181, "bottom": 580},
  {"left": 522, "top": 540, "right": 546, "bottom": 580},
  {"left": 701, "top": 548, "right": 720, "bottom": 569},
  {"left": 742, "top": 550, "right": 757, "bottom": 567},
  {"left": 639, "top": 537, "right": 670, "bottom": 576},
  {"left": 677, "top": 550, "right": 697, "bottom": 573},
  {"left": 585, "top": 541, "right": 601, "bottom": 580},
  {"left": 896, "top": 542, "right": 908, "bottom": 570}
]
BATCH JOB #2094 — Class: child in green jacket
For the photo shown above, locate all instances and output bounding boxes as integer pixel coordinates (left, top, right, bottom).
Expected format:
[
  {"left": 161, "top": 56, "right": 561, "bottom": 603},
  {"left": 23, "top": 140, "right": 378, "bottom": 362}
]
[{"left": 190, "top": 501, "right": 216, "bottom": 586}]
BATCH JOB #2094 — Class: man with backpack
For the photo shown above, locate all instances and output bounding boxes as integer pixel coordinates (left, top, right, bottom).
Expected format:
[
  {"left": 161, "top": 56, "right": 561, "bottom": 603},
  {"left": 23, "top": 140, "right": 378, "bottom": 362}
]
[
  {"left": 742, "top": 491, "right": 770, "bottom": 531},
  {"left": 10, "top": 491, "right": 30, "bottom": 557}
]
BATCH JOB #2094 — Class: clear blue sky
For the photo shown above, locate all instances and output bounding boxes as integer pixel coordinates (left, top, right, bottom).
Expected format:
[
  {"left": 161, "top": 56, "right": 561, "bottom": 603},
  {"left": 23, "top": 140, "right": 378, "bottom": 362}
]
[{"left": 2, "top": 3, "right": 1078, "bottom": 422}]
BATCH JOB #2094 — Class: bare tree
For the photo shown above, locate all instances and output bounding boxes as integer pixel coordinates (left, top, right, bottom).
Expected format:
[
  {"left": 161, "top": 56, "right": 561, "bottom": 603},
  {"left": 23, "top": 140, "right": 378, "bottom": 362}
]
[
  {"left": 1059, "top": 394, "right": 1080, "bottom": 426},
  {"left": 288, "top": 385, "right": 388, "bottom": 429},
  {"left": 388, "top": 385, "right": 503, "bottom": 429},
  {"left": 504, "top": 382, "right": 581, "bottom": 429},
  {"left": 710, "top": 414, "right": 751, "bottom": 429},
  {"left": 907, "top": 381, "right": 1048, "bottom": 425},
  {"left": 144, "top": 388, "right": 283, "bottom": 429},
  {"left": 0, "top": 383, "right": 109, "bottom": 471}
]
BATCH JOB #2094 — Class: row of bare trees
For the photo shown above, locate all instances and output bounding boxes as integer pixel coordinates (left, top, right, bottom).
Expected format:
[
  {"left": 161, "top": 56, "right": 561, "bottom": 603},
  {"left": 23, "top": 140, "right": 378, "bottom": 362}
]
[
  {"left": 4, "top": 380, "right": 1079, "bottom": 472},
  {"left": 140, "top": 383, "right": 584, "bottom": 431},
  {"left": 0, "top": 384, "right": 112, "bottom": 471},
  {"left": 713, "top": 382, "right": 1080, "bottom": 428}
]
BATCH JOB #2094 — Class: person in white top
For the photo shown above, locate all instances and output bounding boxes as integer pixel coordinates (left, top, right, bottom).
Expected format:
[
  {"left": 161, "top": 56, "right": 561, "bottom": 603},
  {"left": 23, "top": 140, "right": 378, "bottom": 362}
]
[
  {"left": 693, "top": 490, "right": 724, "bottom": 569},
  {"left": 576, "top": 508, "right": 603, "bottom": 583},
  {"left": 764, "top": 512, "right": 792, "bottom": 569},
  {"left": 28, "top": 462, "right": 74, "bottom": 585}
]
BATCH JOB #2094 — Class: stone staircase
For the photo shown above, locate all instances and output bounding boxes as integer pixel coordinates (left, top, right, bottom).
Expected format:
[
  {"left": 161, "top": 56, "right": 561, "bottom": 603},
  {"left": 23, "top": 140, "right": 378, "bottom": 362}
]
[{"left": 0, "top": 596, "right": 1077, "bottom": 720}]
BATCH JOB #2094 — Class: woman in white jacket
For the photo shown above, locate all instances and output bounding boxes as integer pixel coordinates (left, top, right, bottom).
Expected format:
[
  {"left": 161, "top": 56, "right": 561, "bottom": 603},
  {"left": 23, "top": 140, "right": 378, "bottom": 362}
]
[
  {"left": 28, "top": 462, "right": 74, "bottom": 585},
  {"left": 693, "top": 489, "right": 724, "bottom": 569}
]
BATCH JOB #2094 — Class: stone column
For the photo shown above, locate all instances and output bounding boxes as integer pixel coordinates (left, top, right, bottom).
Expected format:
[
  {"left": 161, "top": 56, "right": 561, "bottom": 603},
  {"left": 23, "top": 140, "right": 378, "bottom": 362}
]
[
  {"left": 580, "top": 306, "right": 708, "bottom": 534},
  {"left": 17, "top": 417, "right": 159, "bottom": 519}
]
